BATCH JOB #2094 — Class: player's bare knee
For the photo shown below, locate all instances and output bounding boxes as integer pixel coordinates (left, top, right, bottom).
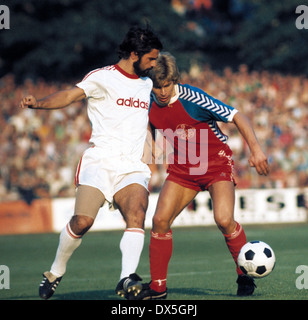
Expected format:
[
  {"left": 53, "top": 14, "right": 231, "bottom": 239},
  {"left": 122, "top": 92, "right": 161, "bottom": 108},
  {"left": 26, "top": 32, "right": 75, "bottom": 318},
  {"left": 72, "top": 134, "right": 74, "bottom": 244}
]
[
  {"left": 124, "top": 208, "right": 146, "bottom": 228},
  {"left": 215, "top": 216, "right": 235, "bottom": 234},
  {"left": 70, "top": 215, "right": 94, "bottom": 236},
  {"left": 152, "top": 215, "right": 170, "bottom": 233}
]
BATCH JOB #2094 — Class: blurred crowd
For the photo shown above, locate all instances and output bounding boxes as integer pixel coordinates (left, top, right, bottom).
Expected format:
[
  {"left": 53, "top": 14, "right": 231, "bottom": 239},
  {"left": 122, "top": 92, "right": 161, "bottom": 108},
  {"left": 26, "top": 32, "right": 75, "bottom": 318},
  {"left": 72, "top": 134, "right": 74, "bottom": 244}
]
[
  {"left": 1, "top": 63, "right": 308, "bottom": 203},
  {"left": 172, "top": 0, "right": 249, "bottom": 36},
  {"left": 0, "top": 76, "right": 91, "bottom": 203}
]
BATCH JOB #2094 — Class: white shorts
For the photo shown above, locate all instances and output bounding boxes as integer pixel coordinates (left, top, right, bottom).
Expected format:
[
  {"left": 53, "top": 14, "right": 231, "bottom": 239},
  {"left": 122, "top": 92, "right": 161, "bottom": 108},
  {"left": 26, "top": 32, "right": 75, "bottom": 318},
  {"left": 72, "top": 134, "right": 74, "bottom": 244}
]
[{"left": 75, "top": 146, "right": 151, "bottom": 205}]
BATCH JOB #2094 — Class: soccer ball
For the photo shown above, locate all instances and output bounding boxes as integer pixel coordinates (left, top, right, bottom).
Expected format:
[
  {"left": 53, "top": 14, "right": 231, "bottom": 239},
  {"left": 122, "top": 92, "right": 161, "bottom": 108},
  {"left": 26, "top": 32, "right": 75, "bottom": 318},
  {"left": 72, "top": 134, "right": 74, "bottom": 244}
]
[{"left": 237, "top": 241, "right": 276, "bottom": 278}]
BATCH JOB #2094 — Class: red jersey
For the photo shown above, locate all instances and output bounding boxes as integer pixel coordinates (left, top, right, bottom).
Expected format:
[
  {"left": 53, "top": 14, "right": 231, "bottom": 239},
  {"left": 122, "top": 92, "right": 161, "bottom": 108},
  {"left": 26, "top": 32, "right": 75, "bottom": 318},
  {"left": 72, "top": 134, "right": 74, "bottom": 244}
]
[{"left": 149, "top": 83, "right": 238, "bottom": 188}]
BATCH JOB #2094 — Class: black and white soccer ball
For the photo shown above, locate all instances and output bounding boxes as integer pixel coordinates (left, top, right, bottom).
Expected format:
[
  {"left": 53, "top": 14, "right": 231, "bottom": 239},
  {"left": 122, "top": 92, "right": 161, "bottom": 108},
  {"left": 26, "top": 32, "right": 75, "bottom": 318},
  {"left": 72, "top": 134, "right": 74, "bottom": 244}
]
[{"left": 237, "top": 241, "right": 276, "bottom": 278}]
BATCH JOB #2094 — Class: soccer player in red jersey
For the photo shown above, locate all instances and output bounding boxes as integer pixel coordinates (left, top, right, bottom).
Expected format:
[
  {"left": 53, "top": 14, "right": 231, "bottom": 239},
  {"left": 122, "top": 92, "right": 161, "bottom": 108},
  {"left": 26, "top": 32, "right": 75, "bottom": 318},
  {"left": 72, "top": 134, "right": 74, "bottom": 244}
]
[{"left": 135, "top": 53, "right": 269, "bottom": 299}]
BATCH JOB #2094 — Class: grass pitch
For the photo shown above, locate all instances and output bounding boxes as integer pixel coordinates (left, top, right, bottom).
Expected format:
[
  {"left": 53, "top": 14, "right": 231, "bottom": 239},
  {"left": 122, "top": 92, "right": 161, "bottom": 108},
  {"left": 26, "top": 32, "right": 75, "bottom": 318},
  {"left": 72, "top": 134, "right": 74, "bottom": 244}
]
[{"left": 1, "top": 224, "right": 308, "bottom": 300}]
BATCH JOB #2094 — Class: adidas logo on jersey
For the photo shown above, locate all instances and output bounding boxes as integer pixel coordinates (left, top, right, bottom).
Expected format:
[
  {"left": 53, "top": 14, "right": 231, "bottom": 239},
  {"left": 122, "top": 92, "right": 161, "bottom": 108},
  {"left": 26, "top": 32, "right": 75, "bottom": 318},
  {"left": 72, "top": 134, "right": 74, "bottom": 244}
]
[{"left": 117, "top": 98, "right": 149, "bottom": 110}]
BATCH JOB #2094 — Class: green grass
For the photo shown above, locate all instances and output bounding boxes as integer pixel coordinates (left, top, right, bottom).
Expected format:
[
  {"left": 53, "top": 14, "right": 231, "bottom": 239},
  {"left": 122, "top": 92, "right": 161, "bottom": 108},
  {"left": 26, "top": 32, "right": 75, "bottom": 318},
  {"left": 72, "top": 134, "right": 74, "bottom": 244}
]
[{"left": 1, "top": 224, "right": 308, "bottom": 300}]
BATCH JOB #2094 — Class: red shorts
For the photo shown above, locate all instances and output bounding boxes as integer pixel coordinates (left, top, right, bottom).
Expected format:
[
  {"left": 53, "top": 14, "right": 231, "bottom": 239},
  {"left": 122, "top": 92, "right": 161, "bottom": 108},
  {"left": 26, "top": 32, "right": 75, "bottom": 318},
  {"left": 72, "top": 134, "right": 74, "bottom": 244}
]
[{"left": 166, "top": 149, "right": 236, "bottom": 191}]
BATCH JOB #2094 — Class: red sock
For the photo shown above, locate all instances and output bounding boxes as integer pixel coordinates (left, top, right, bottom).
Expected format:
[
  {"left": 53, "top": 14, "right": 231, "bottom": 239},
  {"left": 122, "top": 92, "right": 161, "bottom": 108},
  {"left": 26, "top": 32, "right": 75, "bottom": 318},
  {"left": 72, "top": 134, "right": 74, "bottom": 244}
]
[
  {"left": 149, "top": 229, "right": 173, "bottom": 292},
  {"left": 223, "top": 222, "right": 247, "bottom": 275}
]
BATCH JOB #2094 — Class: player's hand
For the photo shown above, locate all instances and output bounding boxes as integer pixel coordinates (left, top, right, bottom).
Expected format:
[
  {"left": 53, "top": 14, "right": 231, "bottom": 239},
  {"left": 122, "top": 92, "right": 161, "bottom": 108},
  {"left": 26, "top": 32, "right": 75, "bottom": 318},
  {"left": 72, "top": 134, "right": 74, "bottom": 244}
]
[
  {"left": 248, "top": 150, "right": 269, "bottom": 176},
  {"left": 20, "top": 95, "right": 38, "bottom": 109}
]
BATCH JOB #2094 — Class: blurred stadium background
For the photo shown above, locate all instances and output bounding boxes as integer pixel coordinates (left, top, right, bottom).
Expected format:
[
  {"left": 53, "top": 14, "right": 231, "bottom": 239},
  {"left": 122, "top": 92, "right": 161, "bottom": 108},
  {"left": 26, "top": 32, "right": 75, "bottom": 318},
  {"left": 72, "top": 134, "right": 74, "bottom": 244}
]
[{"left": 1, "top": 0, "right": 308, "bottom": 300}]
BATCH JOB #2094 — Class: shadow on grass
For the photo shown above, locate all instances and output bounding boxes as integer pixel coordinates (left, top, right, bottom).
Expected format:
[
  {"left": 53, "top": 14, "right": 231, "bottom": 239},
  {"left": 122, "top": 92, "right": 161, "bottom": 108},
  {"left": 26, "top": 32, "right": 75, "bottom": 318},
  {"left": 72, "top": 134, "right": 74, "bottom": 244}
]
[
  {"left": 55, "top": 290, "right": 122, "bottom": 300},
  {"left": 170, "top": 287, "right": 236, "bottom": 299},
  {"left": 6, "top": 287, "right": 261, "bottom": 300},
  {"left": 5, "top": 289, "right": 122, "bottom": 300}
]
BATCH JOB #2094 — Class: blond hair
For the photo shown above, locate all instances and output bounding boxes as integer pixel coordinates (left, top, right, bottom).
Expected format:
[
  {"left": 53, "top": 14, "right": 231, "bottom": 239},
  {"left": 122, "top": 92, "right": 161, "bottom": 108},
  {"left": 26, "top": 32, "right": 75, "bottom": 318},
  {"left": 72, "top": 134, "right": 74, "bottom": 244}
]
[{"left": 149, "top": 52, "right": 180, "bottom": 87}]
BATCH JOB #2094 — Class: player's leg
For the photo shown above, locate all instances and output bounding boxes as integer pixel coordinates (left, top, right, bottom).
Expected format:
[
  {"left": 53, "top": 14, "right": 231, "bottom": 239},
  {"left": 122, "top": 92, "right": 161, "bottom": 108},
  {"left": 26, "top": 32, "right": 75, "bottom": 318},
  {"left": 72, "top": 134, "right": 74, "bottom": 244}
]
[
  {"left": 39, "top": 185, "right": 105, "bottom": 299},
  {"left": 152, "top": 180, "right": 198, "bottom": 233},
  {"left": 208, "top": 181, "right": 244, "bottom": 270},
  {"left": 113, "top": 183, "right": 149, "bottom": 297},
  {"left": 208, "top": 181, "right": 255, "bottom": 295},
  {"left": 138, "top": 180, "right": 198, "bottom": 300},
  {"left": 51, "top": 185, "right": 105, "bottom": 274}
]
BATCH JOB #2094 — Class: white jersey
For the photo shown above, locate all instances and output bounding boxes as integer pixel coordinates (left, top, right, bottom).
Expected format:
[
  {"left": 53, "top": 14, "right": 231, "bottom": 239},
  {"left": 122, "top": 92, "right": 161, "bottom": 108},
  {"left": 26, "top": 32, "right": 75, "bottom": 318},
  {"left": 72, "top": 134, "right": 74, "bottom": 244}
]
[
  {"left": 76, "top": 64, "right": 152, "bottom": 161},
  {"left": 75, "top": 64, "right": 152, "bottom": 202}
]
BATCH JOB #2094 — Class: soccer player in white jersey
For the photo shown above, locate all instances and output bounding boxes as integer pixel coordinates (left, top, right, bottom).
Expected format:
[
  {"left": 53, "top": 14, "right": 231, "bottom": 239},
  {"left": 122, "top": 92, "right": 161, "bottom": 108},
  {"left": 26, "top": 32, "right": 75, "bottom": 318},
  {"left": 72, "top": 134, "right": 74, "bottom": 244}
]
[{"left": 19, "top": 25, "right": 163, "bottom": 300}]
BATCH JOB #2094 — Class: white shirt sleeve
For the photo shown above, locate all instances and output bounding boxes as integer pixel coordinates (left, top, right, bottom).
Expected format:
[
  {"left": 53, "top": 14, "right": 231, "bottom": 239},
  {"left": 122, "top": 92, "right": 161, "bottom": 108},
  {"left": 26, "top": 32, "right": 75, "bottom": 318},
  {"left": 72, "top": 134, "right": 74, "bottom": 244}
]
[{"left": 76, "top": 71, "right": 105, "bottom": 99}]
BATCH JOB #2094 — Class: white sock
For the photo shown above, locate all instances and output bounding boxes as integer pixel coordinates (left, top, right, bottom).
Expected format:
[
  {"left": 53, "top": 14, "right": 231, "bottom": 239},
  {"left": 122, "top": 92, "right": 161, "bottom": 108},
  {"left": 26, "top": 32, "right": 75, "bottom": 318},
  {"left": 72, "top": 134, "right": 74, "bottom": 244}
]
[
  {"left": 119, "top": 228, "right": 145, "bottom": 280},
  {"left": 50, "top": 223, "right": 82, "bottom": 277}
]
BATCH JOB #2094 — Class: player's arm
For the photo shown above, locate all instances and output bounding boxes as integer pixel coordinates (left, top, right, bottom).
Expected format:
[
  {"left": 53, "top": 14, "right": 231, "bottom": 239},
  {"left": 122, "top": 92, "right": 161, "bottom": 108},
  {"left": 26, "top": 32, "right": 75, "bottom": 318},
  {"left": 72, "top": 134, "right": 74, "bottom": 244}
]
[
  {"left": 142, "top": 123, "right": 161, "bottom": 163},
  {"left": 19, "top": 86, "right": 86, "bottom": 110},
  {"left": 142, "top": 123, "right": 155, "bottom": 164},
  {"left": 232, "top": 112, "right": 269, "bottom": 176}
]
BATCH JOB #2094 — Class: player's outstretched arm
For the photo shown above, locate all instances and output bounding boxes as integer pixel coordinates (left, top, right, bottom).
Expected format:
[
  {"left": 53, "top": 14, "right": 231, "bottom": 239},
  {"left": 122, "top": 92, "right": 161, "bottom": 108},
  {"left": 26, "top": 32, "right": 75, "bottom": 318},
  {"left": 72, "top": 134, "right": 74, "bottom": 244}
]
[
  {"left": 233, "top": 112, "right": 269, "bottom": 176},
  {"left": 19, "top": 86, "right": 86, "bottom": 110}
]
